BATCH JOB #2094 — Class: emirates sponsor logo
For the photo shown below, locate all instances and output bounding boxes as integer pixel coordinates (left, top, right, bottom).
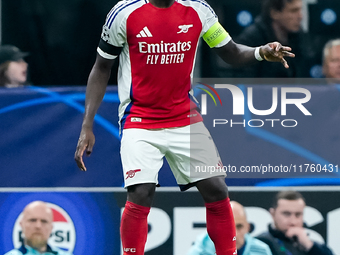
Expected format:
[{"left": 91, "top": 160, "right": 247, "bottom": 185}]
[
  {"left": 138, "top": 41, "right": 191, "bottom": 54},
  {"left": 138, "top": 40, "right": 192, "bottom": 65}
]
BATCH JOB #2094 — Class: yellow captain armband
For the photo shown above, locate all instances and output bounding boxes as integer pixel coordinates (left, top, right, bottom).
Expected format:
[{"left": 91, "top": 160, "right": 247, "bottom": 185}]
[{"left": 203, "top": 22, "right": 229, "bottom": 48}]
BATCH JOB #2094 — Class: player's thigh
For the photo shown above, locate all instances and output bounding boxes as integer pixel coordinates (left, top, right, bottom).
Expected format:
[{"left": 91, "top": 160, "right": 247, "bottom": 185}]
[
  {"left": 189, "top": 122, "right": 222, "bottom": 169},
  {"left": 120, "top": 128, "right": 165, "bottom": 187},
  {"left": 166, "top": 122, "right": 225, "bottom": 184}
]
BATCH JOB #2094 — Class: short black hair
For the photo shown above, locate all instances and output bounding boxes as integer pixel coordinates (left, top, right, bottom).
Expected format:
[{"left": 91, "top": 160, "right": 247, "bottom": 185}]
[
  {"left": 272, "top": 190, "right": 305, "bottom": 208},
  {"left": 261, "top": 0, "right": 297, "bottom": 22}
]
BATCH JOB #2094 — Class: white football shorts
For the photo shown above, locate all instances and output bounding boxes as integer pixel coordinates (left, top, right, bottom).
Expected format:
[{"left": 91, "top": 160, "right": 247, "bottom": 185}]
[{"left": 120, "top": 122, "right": 226, "bottom": 190}]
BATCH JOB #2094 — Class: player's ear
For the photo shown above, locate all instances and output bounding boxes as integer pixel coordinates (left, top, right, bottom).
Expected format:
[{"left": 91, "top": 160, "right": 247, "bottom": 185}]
[{"left": 269, "top": 207, "right": 275, "bottom": 218}]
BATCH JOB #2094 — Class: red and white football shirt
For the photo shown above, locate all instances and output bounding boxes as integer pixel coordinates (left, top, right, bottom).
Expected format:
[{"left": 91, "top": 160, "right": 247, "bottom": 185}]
[{"left": 97, "top": 0, "right": 231, "bottom": 131}]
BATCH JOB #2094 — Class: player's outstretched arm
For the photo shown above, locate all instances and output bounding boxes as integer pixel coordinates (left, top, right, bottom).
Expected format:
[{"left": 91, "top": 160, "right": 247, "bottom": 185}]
[
  {"left": 213, "top": 39, "right": 295, "bottom": 68},
  {"left": 74, "top": 54, "right": 115, "bottom": 171}
]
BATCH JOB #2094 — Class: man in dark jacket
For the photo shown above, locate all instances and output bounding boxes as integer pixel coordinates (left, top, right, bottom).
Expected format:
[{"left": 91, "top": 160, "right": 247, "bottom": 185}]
[
  {"left": 257, "top": 190, "right": 333, "bottom": 255},
  {"left": 226, "top": 0, "right": 316, "bottom": 78}
]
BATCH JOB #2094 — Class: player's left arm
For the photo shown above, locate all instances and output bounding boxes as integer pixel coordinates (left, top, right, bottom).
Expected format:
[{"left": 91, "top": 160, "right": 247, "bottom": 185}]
[
  {"left": 215, "top": 39, "right": 295, "bottom": 68},
  {"left": 202, "top": 22, "right": 295, "bottom": 68}
]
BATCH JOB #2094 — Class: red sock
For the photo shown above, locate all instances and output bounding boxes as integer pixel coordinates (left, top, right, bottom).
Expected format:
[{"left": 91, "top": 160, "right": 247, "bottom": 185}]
[
  {"left": 120, "top": 201, "right": 150, "bottom": 255},
  {"left": 205, "top": 198, "right": 237, "bottom": 255}
]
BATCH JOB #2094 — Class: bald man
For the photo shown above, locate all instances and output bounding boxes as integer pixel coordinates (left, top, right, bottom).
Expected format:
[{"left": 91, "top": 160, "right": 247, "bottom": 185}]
[
  {"left": 5, "top": 201, "right": 73, "bottom": 255},
  {"left": 187, "top": 201, "right": 272, "bottom": 255}
]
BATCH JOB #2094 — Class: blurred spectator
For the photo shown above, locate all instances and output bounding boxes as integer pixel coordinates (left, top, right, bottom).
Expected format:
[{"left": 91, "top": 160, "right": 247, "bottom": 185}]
[
  {"left": 0, "top": 45, "right": 29, "bottom": 88},
  {"left": 222, "top": 0, "right": 315, "bottom": 78},
  {"left": 257, "top": 190, "right": 333, "bottom": 255},
  {"left": 4, "top": 201, "right": 72, "bottom": 255},
  {"left": 187, "top": 201, "right": 272, "bottom": 255},
  {"left": 322, "top": 39, "right": 340, "bottom": 84}
]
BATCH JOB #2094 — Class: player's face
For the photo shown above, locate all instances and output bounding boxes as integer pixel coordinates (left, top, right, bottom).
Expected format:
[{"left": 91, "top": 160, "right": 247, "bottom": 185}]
[
  {"left": 270, "top": 198, "right": 305, "bottom": 233},
  {"left": 323, "top": 45, "right": 340, "bottom": 81},
  {"left": 20, "top": 205, "right": 53, "bottom": 249},
  {"left": 271, "top": 0, "right": 303, "bottom": 33},
  {"left": 5, "top": 59, "right": 28, "bottom": 86}
]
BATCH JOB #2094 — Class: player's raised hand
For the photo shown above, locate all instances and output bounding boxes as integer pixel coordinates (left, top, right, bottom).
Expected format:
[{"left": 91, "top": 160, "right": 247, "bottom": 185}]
[
  {"left": 260, "top": 42, "right": 295, "bottom": 68},
  {"left": 74, "top": 127, "right": 95, "bottom": 171}
]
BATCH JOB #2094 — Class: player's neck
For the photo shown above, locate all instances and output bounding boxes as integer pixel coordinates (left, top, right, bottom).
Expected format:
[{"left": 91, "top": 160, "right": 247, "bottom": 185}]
[{"left": 149, "top": 0, "right": 175, "bottom": 8}]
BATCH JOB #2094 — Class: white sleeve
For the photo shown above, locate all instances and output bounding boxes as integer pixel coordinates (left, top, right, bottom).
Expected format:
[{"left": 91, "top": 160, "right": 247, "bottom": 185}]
[
  {"left": 200, "top": 2, "right": 218, "bottom": 35},
  {"left": 97, "top": 1, "right": 128, "bottom": 58}
]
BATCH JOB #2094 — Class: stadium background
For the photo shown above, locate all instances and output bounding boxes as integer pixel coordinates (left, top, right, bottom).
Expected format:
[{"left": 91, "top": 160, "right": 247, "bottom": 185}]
[
  {"left": 1, "top": 0, "right": 340, "bottom": 254},
  {"left": 2, "top": 0, "right": 340, "bottom": 84}
]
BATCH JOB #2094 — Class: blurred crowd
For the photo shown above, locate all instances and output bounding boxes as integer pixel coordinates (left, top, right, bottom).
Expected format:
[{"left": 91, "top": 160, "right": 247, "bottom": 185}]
[
  {"left": 187, "top": 190, "right": 334, "bottom": 255},
  {"left": 1, "top": 0, "right": 340, "bottom": 85}
]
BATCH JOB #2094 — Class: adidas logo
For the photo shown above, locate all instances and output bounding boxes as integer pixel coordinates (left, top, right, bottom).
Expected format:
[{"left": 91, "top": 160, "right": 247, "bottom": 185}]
[{"left": 136, "top": 26, "right": 153, "bottom": 38}]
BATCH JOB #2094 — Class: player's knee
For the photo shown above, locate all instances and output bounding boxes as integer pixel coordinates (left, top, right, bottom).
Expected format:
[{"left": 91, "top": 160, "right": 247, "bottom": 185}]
[
  {"left": 196, "top": 177, "right": 228, "bottom": 202},
  {"left": 127, "top": 183, "right": 156, "bottom": 206},
  {"left": 208, "top": 185, "right": 228, "bottom": 201}
]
